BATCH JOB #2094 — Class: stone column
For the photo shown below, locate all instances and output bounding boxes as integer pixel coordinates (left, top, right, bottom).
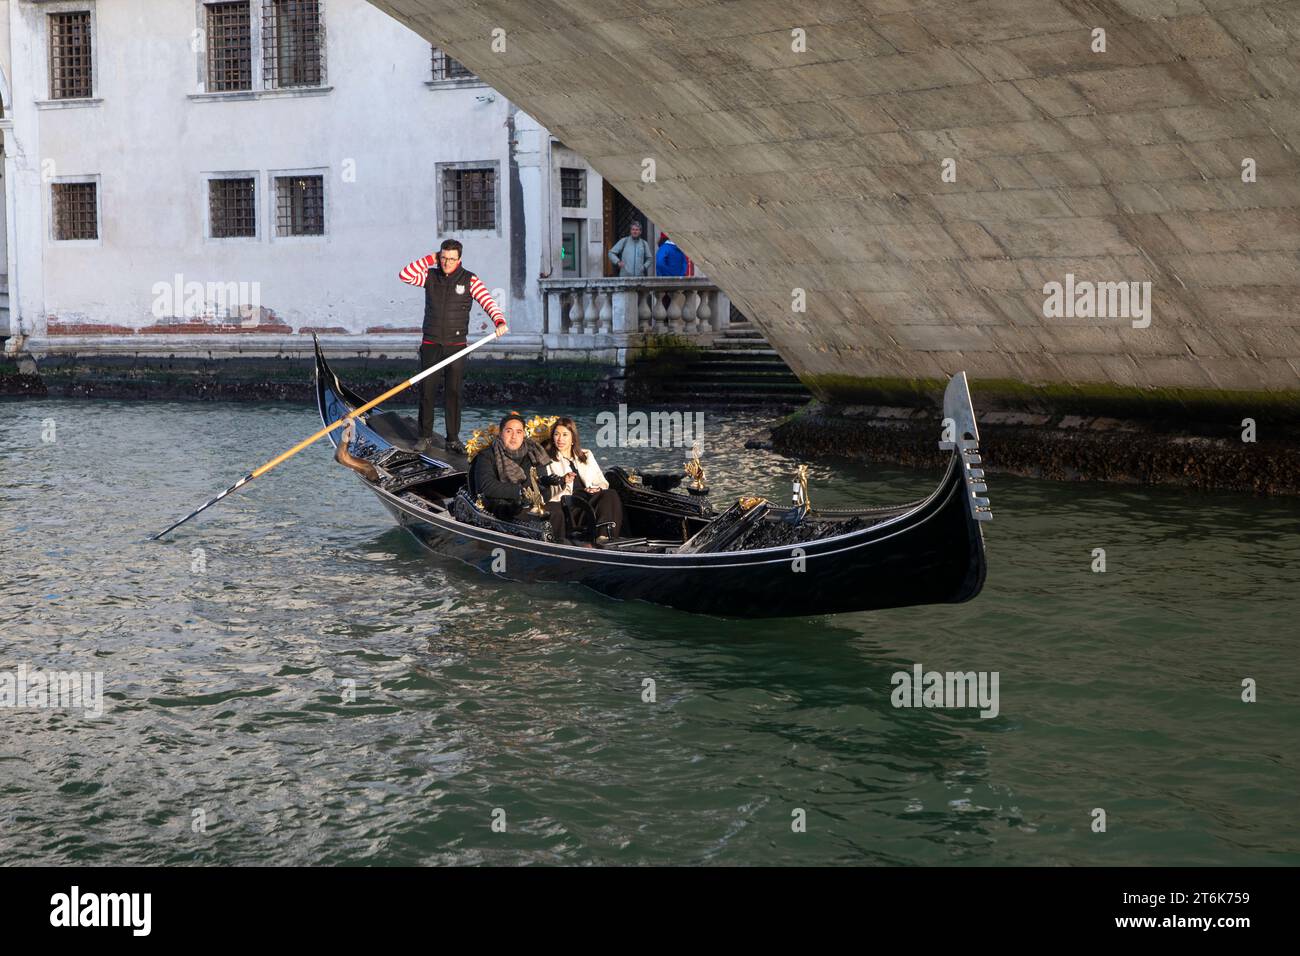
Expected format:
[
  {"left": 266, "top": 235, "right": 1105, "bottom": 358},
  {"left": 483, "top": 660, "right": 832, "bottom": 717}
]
[{"left": 611, "top": 288, "right": 639, "bottom": 333}]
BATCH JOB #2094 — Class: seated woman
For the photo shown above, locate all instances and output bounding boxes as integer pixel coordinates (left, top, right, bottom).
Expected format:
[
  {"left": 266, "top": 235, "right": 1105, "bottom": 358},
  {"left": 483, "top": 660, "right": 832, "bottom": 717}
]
[
  {"left": 470, "top": 412, "right": 567, "bottom": 539},
  {"left": 544, "top": 417, "right": 624, "bottom": 544}
]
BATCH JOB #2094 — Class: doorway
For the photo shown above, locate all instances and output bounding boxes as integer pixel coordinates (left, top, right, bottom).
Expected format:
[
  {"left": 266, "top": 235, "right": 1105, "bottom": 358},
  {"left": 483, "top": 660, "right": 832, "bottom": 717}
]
[
  {"left": 602, "top": 181, "right": 650, "bottom": 277},
  {"left": 560, "top": 218, "right": 585, "bottom": 277}
]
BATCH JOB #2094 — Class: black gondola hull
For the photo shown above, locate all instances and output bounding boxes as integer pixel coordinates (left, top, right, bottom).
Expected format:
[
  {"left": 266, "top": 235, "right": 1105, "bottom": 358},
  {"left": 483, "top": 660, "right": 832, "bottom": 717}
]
[{"left": 314, "top": 337, "right": 989, "bottom": 618}]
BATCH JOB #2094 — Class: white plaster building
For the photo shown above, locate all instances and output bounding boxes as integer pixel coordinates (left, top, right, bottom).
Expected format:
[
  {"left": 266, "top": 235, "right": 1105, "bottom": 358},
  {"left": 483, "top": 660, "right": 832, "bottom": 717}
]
[{"left": 0, "top": 0, "right": 678, "bottom": 361}]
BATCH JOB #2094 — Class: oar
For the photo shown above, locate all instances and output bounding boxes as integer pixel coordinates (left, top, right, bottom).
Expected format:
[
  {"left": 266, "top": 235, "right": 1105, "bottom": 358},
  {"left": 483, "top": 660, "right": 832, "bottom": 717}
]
[{"left": 152, "top": 330, "right": 501, "bottom": 540}]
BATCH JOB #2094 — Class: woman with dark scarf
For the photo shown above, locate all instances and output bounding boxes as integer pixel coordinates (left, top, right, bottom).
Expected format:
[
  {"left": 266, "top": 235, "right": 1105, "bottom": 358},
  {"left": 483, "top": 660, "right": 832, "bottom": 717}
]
[{"left": 470, "top": 411, "right": 569, "bottom": 540}]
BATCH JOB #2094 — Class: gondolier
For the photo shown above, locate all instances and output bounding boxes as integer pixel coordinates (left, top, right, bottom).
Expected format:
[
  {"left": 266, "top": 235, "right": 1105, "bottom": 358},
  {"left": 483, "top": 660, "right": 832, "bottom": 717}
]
[{"left": 399, "top": 239, "right": 508, "bottom": 455}]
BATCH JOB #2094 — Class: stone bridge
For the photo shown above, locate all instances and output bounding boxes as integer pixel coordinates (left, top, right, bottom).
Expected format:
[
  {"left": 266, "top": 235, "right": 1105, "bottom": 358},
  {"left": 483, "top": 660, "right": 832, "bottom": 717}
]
[{"left": 372, "top": 0, "right": 1299, "bottom": 410}]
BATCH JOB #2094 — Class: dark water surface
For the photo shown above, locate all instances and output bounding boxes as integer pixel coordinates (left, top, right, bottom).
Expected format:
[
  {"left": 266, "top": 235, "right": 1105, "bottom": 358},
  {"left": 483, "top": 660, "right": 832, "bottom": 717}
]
[{"left": 1, "top": 399, "right": 1296, "bottom": 865}]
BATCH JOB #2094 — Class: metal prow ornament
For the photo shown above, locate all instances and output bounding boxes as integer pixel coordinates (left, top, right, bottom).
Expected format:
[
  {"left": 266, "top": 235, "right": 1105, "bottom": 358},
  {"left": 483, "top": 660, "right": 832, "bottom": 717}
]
[
  {"left": 524, "top": 471, "right": 548, "bottom": 517},
  {"left": 684, "top": 441, "right": 707, "bottom": 492},
  {"left": 792, "top": 464, "right": 812, "bottom": 514}
]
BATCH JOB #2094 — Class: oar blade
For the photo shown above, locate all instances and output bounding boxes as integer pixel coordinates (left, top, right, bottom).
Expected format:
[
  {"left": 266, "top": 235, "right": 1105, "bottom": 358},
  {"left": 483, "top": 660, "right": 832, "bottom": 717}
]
[{"left": 152, "top": 474, "right": 252, "bottom": 540}]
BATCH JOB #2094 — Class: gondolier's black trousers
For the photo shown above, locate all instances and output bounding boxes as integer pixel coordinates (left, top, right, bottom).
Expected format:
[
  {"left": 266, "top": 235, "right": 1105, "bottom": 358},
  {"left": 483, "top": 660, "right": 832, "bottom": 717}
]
[{"left": 417, "top": 342, "right": 465, "bottom": 441}]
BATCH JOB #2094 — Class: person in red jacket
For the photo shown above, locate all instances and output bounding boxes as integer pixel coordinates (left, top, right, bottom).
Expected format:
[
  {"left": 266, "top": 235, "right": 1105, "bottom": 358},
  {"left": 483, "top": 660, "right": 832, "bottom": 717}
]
[{"left": 398, "top": 239, "right": 508, "bottom": 455}]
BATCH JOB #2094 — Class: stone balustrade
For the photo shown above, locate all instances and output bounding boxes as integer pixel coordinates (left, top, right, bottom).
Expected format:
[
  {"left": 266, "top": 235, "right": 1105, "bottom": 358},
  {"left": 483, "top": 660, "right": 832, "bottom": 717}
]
[{"left": 539, "top": 277, "right": 731, "bottom": 360}]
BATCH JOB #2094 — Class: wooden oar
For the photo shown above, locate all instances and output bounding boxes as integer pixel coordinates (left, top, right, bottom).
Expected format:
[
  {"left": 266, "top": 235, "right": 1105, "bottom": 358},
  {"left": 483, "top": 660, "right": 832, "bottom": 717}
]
[{"left": 152, "top": 330, "right": 501, "bottom": 540}]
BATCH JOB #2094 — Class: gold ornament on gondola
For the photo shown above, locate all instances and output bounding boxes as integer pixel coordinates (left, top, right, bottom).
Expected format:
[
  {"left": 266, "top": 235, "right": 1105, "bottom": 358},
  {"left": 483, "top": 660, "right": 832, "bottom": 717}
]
[
  {"left": 794, "top": 464, "right": 812, "bottom": 514},
  {"left": 738, "top": 495, "right": 766, "bottom": 511},
  {"left": 464, "top": 427, "right": 495, "bottom": 461},
  {"left": 684, "top": 441, "right": 707, "bottom": 490},
  {"left": 523, "top": 471, "right": 548, "bottom": 516}
]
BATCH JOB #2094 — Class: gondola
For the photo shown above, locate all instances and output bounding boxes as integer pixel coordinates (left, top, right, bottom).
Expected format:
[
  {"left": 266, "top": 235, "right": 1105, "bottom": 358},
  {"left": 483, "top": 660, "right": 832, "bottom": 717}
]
[{"left": 314, "top": 337, "right": 991, "bottom": 617}]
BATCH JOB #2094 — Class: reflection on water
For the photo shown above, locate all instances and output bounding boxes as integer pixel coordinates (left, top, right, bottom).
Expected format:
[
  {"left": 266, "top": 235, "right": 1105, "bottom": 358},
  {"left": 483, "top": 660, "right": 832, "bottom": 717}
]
[{"left": 0, "top": 399, "right": 1297, "bottom": 865}]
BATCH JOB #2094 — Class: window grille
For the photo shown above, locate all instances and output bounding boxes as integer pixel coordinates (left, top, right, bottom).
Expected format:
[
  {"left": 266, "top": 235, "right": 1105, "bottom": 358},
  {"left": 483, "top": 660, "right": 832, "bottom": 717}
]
[
  {"left": 206, "top": 2, "right": 253, "bottom": 92},
  {"left": 431, "top": 47, "right": 473, "bottom": 81},
  {"left": 560, "top": 168, "right": 585, "bottom": 208},
  {"left": 275, "top": 174, "right": 325, "bottom": 236},
  {"left": 49, "top": 11, "right": 93, "bottom": 99},
  {"left": 442, "top": 168, "right": 495, "bottom": 230},
  {"left": 263, "top": 0, "right": 324, "bottom": 89},
  {"left": 53, "top": 182, "right": 98, "bottom": 240},
  {"left": 209, "top": 178, "right": 257, "bottom": 238}
]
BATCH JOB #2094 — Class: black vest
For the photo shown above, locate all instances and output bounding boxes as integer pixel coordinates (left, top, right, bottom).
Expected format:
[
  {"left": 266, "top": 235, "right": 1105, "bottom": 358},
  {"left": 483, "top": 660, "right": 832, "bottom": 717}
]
[{"left": 422, "top": 265, "right": 477, "bottom": 343}]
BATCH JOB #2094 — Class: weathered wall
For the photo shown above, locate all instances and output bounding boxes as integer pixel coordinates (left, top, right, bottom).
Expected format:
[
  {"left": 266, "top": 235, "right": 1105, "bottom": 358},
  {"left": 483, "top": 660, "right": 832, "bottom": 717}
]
[
  {"left": 0, "top": 0, "right": 602, "bottom": 354},
  {"left": 370, "top": 0, "right": 1300, "bottom": 401}
]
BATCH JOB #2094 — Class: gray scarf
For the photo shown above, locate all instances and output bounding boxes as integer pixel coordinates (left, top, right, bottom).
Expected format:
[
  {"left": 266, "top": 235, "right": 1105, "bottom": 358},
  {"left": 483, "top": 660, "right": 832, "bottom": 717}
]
[{"left": 491, "top": 435, "right": 552, "bottom": 486}]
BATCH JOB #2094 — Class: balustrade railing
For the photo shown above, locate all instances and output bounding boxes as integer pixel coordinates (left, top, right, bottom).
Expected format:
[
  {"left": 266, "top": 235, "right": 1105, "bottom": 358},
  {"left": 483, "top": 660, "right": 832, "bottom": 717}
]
[{"left": 539, "top": 277, "right": 730, "bottom": 340}]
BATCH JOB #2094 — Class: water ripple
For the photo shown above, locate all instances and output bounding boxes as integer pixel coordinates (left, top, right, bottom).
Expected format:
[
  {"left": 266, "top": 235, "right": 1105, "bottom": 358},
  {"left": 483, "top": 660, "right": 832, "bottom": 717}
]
[{"left": 0, "top": 399, "right": 1296, "bottom": 865}]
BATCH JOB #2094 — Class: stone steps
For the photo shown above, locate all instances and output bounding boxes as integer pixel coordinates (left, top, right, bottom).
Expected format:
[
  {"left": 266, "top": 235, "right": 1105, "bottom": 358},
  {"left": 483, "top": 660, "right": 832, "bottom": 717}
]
[
  {"left": 696, "top": 345, "right": 774, "bottom": 356},
  {"left": 688, "top": 358, "right": 795, "bottom": 372},
  {"left": 655, "top": 322, "right": 812, "bottom": 408},
  {"left": 660, "top": 378, "right": 810, "bottom": 393},
  {"left": 661, "top": 392, "right": 809, "bottom": 409},
  {"left": 674, "top": 366, "right": 804, "bottom": 382}
]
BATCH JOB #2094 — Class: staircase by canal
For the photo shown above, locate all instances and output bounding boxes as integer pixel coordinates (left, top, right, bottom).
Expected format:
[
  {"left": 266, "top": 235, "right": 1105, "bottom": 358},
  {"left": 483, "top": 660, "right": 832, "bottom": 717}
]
[{"left": 654, "top": 317, "right": 811, "bottom": 409}]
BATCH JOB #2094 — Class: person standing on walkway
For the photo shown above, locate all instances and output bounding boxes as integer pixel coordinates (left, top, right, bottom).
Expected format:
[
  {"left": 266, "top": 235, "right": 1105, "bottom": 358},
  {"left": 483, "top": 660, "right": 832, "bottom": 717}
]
[
  {"left": 656, "top": 232, "right": 690, "bottom": 277},
  {"left": 398, "top": 239, "right": 508, "bottom": 455},
  {"left": 608, "top": 221, "right": 651, "bottom": 277}
]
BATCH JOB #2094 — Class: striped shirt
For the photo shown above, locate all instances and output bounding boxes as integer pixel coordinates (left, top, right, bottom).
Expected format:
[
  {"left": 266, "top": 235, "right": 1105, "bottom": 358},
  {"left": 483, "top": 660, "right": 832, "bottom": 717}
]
[{"left": 398, "top": 254, "right": 506, "bottom": 326}]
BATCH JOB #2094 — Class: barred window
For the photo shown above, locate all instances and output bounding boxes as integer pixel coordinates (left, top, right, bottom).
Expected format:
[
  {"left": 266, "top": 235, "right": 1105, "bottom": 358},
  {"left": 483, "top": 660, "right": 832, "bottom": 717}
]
[
  {"left": 52, "top": 182, "right": 98, "bottom": 241},
  {"left": 275, "top": 175, "right": 324, "bottom": 236},
  {"left": 209, "top": 178, "right": 257, "bottom": 238},
  {"left": 49, "top": 11, "right": 93, "bottom": 100},
  {"left": 560, "top": 168, "right": 585, "bottom": 208},
  {"left": 264, "top": 0, "right": 324, "bottom": 89},
  {"left": 443, "top": 167, "right": 495, "bottom": 231},
  {"left": 206, "top": 2, "right": 253, "bottom": 92},
  {"left": 431, "top": 47, "right": 473, "bottom": 81}
]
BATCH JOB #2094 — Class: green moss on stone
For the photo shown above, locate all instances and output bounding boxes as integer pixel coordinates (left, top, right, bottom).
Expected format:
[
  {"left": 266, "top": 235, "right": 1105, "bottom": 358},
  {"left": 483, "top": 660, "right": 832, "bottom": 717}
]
[
  {"left": 802, "top": 373, "right": 1300, "bottom": 420},
  {"left": 628, "top": 334, "right": 701, "bottom": 365}
]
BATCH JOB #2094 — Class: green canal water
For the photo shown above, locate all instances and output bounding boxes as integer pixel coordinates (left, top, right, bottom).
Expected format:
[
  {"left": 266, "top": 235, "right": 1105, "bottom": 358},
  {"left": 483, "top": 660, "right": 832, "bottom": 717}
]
[{"left": 1, "top": 399, "right": 1297, "bottom": 865}]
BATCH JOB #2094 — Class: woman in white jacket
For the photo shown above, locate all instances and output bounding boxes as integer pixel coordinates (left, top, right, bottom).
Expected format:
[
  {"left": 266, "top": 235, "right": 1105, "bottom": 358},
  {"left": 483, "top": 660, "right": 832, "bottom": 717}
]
[{"left": 545, "top": 417, "right": 624, "bottom": 544}]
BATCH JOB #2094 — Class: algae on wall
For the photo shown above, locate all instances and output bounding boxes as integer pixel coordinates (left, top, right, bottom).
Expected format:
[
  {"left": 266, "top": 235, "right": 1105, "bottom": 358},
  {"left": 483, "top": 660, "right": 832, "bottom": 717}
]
[
  {"left": 624, "top": 334, "right": 703, "bottom": 401},
  {"left": 803, "top": 373, "right": 1300, "bottom": 426}
]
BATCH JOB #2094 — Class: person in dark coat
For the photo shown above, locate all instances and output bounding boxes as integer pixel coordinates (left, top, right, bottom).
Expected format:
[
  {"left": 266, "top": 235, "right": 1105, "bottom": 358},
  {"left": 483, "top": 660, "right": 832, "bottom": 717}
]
[{"left": 470, "top": 412, "right": 568, "bottom": 540}]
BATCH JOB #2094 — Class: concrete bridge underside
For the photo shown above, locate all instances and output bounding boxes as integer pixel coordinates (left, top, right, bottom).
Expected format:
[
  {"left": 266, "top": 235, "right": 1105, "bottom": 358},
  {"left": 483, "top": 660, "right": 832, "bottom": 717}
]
[{"left": 373, "top": 0, "right": 1300, "bottom": 405}]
